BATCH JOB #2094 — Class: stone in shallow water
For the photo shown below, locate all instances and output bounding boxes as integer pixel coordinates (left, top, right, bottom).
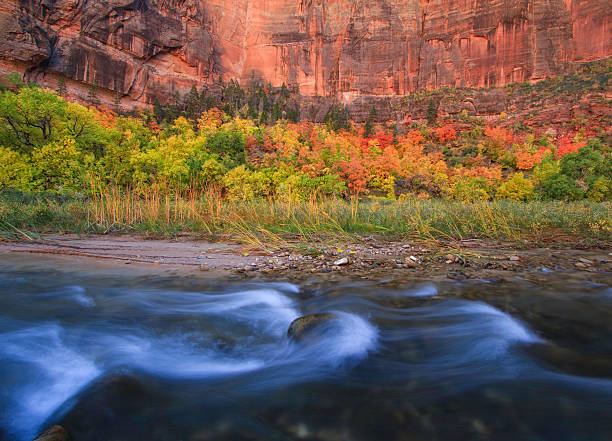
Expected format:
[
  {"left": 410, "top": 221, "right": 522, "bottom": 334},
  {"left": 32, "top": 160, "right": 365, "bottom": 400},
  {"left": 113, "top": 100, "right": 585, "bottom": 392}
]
[
  {"left": 287, "top": 313, "right": 338, "bottom": 341},
  {"left": 32, "top": 425, "right": 69, "bottom": 441}
]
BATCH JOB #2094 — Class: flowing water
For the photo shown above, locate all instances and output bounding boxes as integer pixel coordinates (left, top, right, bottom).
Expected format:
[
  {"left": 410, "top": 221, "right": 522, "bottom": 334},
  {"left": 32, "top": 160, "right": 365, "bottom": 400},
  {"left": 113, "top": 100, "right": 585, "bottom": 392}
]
[{"left": 1, "top": 255, "right": 611, "bottom": 441}]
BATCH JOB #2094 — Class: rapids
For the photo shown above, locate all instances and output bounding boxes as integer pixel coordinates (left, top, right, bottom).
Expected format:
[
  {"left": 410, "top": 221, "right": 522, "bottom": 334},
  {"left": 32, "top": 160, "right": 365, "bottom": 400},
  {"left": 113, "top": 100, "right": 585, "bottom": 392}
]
[{"left": 0, "top": 255, "right": 611, "bottom": 441}]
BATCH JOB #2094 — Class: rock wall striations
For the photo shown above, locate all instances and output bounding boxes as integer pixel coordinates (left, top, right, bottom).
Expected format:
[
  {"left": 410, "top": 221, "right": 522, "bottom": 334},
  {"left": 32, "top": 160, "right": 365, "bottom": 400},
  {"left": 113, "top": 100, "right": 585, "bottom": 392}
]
[{"left": 0, "top": 0, "right": 610, "bottom": 110}]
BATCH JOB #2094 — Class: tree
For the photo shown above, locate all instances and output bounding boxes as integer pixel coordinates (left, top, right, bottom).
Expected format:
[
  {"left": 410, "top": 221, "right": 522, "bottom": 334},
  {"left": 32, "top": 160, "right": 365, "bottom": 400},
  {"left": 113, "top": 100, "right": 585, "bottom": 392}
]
[
  {"left": 153, "top": 99, "right": 165, "bottom": 123},
  {"left": 0, "top": 146, "right": 38, "bottom": 191},
  {"left": 86, "top": 83, "right": 100, "bottom": 106},
  {"left": 0, "top": 85, "right": 67, "bottom": 153},
  {"left": 539, "top": 174, "right": 584, "bottom": 201},
  {"left": 452, "top": 177, "right": 491, "bottom": 201},
  {"left": 324, "top": 103, "right": 350, "bottom": 132},
  {"left": 426, "top": 99, "right": 438, "bottom": 125},
  {"left": 364, "top": 106, "right": 377, "bottom": 138},
  {"left": 31, "top": 137, "right": 86, "bottom": 191},
  {"left": 223, "top": 79, "right": 245, "bottom": 116},
  {"left": 280, "top": 83, "right": 291, "bottom": 100},
  {"left": 57, "top": 77, "right": 67, "bottom": 96},
  {"left": 113, "top": 91, "right": 122, "bottom": 112},
  {"left": 206, "top": 129, "right": 247, "bottom": 168},
  {"left": 496, "top": 173, "right": 535, "bottom": 201},
  {"left": 560, "top": 146, "right": 602, "bottom": 182},
  {"left": 199, "top": 89, "right": 217, "bottom": 112},
  {"left": 587, "top": 177, "right": 611, "bottom": 201},
  {"left": 1, "top": 73, "right": 26, "bottom": 90},
  {"left": 286, "top": 106, "right": 300, "bottom": 123},
  {"left": 184, "top": 85, "right": 201, "bottom": 119},
  {"left": 271, "top": 102, "right": 282, "bottom": 123}
]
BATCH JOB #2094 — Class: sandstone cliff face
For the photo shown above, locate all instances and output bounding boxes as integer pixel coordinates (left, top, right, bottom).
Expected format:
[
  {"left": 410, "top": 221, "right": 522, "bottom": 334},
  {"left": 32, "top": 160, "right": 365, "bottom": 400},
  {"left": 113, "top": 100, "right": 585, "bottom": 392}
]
[{"left": 0, "top": 0, "right": 609, "bottom": 111}]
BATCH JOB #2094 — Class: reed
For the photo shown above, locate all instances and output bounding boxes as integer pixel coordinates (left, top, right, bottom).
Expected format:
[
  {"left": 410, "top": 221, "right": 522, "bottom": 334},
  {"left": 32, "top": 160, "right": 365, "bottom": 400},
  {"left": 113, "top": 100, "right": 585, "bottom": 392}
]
[{"left": 1, "top": 188, "right": 610, "bottom": 245}]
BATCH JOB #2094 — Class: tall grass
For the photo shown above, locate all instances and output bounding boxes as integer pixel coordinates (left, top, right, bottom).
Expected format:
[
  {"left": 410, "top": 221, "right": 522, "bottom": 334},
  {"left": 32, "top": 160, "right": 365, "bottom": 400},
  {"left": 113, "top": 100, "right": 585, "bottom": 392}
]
[{"left": 1, "top": 189, "right": 610, "bottom": 245}]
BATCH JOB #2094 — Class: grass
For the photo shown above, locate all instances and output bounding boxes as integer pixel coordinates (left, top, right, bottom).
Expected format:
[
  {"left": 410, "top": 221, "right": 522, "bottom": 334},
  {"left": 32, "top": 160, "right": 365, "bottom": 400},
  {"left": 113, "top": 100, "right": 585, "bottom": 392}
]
[{"left": 0, "top": 189, "right": 610, "bottom": 247}]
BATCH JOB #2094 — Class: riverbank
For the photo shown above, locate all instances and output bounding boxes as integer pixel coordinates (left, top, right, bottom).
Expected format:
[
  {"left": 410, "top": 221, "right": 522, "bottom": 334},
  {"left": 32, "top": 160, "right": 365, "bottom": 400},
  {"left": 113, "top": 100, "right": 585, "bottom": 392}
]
[{"left": 2, "top": 234, "right": 610, "bottom": 287}]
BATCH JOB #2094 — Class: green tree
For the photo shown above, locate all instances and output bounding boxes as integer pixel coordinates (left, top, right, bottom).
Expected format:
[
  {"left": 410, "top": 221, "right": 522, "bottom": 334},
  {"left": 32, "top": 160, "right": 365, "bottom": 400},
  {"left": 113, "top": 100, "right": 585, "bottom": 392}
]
[
  {"left": 560, "top": 146, "right": 602, "bottom": 182},
  {"left": 0, "top": 146, "right": 38, "bottom": 191},
  {"left": 65, "top": 101, "right": 111, "bottom": 158},
  {"left": 206, "top": 129, "right": 247, "bottom": 168},
  {"left": 223, "top": 79, "right": 245, "bottom": 117},
  {"left": 286, "top": 106, "right": 300, "bottom": 123},
  {"left": 540, "top": 174, "right": 585, "bottom": 201},
  {"left": 31, "top": 137, "right": 87, "bottom": 191},
  {"left": 271, "top": 102, "right": 282, "bottom": 123},
  {"left": 0, "top": 85, "right": 67, "bottom": 153},
  {"left": 587, "top": 176, "right": 611, "bottom": 201},
  {"left": 153, "top": 99, "right": 165, "bottom": 123},
  {"left": 86, "top": 83, "right": 100, "bottom": 106},
  {"left": 280, "top": 83, "right": 291, "bottom": 100},
  {"left": 184, "top": 85, "right": 201, "bottom": 120},
  {"left": 426, "top": 98, "right": 438, "bottom": 125},
  {"left": 324, "top": 103, "right": 350, "bottom": 132},
  {"left": 364, "top": 106, "right": 377, "bottom": 138}
]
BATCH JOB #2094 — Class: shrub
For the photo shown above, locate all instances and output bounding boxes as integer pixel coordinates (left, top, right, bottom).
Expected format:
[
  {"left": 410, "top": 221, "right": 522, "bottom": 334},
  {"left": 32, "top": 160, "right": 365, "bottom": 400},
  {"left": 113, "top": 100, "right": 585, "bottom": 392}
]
[
  {"left": 555, "top": 136, "right": 586, "bottom": 159},
  {"left": 587, "top": 176, "right": 611, "bottom": 201},
  {"left": 223, "top": 165, "right": 273, "bottom": 200},
  {"left": 367, "top": 174, "right": 396, "bottom": 199},
  {"left": 198, "top": 157, "right": 226, "bottom": 186},
  {"left": 539, "top": 174, "right": 584, "bottom": 201},
  {"left": 483, "top": 127, "right": 512, "bottom": 161},
  {"left": 452, "top": 177, "right": 491, "bottom": 202},
  {"left": 0, "top": 146, "right": 37, "bottom": 191},
  {"left": 560, "top": 146, "right": 601, "bottom": 181},
  {"left": 433, "top": 125, "right": 457, "bottom": 143},
  {"left": 206, "top": 129, "right": 246, "bottom": 167},
  {"left": 496, "top": 173, "right": 535, "bottom": 201},
  {"left": 531, "top": 161, "right": 560, "bottom": 186},
  {"left": 31, "top": 138, "right": 87, "bottom": 191}
]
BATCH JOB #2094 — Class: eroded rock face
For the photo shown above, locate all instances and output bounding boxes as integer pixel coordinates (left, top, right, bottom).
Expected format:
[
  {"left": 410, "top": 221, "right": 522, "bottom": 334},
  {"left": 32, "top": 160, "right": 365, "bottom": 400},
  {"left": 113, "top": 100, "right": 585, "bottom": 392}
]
[{"left": 0, "top": 0, "right": 609, "bottom": 109}]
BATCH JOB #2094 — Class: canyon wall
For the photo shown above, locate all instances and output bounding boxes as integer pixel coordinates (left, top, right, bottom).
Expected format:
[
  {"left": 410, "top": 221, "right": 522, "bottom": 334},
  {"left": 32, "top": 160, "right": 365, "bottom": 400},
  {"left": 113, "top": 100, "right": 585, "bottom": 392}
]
[{"left": 0, "top": 0, "right": 610, "bottom": 110}]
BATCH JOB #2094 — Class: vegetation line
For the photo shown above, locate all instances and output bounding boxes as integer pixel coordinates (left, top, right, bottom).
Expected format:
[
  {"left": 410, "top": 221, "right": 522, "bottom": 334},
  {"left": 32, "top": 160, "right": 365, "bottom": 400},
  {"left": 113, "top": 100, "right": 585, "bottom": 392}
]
[{"left": 1, "top": 190, "right": 609, "bottom": 245}]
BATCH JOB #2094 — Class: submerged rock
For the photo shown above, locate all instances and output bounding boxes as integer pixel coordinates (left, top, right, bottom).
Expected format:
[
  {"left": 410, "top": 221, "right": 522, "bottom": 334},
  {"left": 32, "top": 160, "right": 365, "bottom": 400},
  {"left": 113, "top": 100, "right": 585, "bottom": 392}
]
[
  {"left": 287, "top": 313, "right": 338, "bottom": 341},
  {"left": 56, "top": 375, "right": 168, "bottom": 441},
  {"left": 32, "top": 426, "right": 70, "bottom": 441}
]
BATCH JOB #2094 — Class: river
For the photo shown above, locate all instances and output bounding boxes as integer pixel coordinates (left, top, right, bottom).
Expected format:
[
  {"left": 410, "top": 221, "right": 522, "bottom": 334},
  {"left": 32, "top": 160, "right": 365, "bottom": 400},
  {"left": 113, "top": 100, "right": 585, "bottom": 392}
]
[{"left": 1, "top": 254, "right": 611, "bottom": 441}]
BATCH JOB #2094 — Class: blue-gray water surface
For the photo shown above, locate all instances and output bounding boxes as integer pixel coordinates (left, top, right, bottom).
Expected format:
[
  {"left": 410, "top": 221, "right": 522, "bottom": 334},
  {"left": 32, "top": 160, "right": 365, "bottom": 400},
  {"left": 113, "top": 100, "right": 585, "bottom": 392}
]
[{"left": 1, "top": 255, "right": 611, "bottom": 441}]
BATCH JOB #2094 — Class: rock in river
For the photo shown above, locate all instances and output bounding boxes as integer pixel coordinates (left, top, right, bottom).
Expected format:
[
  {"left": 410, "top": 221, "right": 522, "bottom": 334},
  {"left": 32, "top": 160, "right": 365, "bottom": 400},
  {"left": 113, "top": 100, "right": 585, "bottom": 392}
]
[
  {"left": 287, "top": 313, "right": 338, "bottom": 341},
  {"left": 32, "top": 426, "right": 70, "bottom": 441}
]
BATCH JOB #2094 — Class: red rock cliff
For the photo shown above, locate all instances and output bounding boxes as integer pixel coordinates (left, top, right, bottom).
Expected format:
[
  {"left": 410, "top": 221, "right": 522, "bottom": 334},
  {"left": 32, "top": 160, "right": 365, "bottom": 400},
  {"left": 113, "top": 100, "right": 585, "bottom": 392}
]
[{"left": 0, "top": 0, "right": 609, "bottom": 107}]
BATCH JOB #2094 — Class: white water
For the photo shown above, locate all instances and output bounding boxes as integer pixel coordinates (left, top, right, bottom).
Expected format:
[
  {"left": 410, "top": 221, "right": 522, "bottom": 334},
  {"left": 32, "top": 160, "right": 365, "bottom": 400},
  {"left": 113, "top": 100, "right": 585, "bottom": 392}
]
[{"left": 0, "top": 283, "right": 380, "bottom": 441}]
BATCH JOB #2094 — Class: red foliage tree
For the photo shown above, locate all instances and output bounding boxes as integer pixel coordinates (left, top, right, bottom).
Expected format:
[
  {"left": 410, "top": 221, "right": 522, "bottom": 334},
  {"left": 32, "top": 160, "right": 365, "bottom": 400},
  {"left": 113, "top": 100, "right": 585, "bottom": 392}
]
[{"left": 433, "top": 125, "right": 457, "bottom": 143}]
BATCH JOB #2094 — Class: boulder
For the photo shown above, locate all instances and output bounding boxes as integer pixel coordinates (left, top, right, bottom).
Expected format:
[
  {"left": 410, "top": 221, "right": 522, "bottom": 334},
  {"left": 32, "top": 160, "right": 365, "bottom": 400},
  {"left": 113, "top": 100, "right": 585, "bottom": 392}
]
[{"left": 287, "top": 313, "right": 337, "bottom": 341}]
